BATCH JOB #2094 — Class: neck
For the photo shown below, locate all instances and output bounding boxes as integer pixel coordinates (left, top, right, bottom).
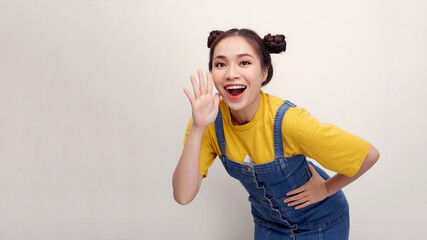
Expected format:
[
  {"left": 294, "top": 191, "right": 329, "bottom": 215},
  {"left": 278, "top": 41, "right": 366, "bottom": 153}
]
[{"left": 229, "top": 94, "right": 261, "bottom": 125}]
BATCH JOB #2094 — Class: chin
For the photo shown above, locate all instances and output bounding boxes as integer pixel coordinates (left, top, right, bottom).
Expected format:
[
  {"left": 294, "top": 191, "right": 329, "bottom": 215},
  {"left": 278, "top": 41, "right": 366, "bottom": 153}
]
[{"left": 223, "top": 98, "right": 247, "bottom": 112}]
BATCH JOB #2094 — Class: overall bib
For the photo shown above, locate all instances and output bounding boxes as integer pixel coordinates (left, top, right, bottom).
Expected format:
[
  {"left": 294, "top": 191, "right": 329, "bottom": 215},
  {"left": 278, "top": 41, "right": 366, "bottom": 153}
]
[{"left": 214, "top": 100, "right": 350, "bottom": 240}]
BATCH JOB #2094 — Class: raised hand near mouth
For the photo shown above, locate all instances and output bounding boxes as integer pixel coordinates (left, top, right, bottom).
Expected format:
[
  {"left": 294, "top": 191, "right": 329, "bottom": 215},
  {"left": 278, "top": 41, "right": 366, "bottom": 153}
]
[{"left": 183, "top": 69, "right": 220, "bottom": 129}]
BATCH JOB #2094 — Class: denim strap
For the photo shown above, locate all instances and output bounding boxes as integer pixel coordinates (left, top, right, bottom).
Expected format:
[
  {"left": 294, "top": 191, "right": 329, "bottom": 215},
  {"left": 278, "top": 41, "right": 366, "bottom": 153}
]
[
  {"left": 214, "top": 108, "right": 227, "bottom": 157},
  {"left": 273, "top": 100, "right": 296, "bottom": 159}
]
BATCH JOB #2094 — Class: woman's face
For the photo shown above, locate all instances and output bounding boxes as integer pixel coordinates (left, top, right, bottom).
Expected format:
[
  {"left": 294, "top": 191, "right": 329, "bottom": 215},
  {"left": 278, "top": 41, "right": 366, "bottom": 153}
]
[{"left": 211, "top": 36, "right": 268, "bottom": 115}]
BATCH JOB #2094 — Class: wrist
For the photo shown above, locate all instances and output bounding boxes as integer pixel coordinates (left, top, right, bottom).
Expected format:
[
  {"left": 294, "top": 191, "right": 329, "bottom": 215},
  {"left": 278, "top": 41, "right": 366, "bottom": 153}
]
[
  {"left": 189, "top": 124, "right": 207, "bottom": 134},
  {"left": 324, "top": 179, "right": 337, "bottom": 196}
]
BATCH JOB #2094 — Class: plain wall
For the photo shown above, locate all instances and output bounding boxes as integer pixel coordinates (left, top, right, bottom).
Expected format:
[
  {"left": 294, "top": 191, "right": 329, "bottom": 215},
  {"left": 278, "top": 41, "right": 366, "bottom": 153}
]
[{"left": 1, "top": 0, "right": 426, "bottom": 239}]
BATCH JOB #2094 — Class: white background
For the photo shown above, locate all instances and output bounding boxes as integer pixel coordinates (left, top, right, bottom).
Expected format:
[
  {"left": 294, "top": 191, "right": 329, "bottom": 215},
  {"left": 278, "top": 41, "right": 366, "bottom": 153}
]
[{"left": 1, "top": 0, "right": 426, "bottom": 239}]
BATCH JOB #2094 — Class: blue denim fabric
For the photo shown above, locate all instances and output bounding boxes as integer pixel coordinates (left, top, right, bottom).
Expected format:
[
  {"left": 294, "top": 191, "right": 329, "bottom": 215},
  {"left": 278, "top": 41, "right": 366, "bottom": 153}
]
[
  {"left": 254, "top": 210, "right": 349, "bottom": 240},
  {"left": 214, "top": 100, "right": 350, "bottom": 239}
]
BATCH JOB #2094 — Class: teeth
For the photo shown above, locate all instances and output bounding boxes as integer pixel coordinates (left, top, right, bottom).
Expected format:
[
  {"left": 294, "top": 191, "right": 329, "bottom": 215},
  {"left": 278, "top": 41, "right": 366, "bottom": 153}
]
[{"left": 225, "top": 85, "right": 246, "bottom": 90}]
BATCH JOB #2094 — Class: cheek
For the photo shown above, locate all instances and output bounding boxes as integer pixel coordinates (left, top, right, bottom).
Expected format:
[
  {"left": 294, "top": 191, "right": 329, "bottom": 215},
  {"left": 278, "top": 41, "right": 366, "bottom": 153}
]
[
  {"left": 245, "top": 68, "right": 264, "bottom": 86},
  {"left": 211, "top": 72, "right": 222, "bottom": 86},
  {"left": 213, "top": 82, "right": 223, "bottom": 94},
  {"left": 211, "top": 70, "right": 221, "bottom": 80},
  {"left": 211, "top": 78, "right": 221, "bottom": 91}
]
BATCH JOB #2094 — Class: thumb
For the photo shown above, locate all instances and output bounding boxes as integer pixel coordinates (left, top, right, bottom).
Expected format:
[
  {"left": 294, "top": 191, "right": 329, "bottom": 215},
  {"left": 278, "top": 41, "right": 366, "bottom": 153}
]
[
  {"left": 213, "top": 93, "right": 220, "bottom": 108},
  {"left": 308, "top": 164, "right": 319, "bottom": 177}
]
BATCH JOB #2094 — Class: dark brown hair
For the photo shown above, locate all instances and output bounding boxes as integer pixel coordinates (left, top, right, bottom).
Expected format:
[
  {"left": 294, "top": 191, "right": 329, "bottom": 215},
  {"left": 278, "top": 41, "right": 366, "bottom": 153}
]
[{"left": 207, "top": 28, "right": 286, "bottom": 86}]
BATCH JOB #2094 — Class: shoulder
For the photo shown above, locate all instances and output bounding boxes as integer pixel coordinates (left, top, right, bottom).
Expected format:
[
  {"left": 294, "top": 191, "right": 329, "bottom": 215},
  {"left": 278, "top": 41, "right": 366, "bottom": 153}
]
[
  {"left": 281, "top": 103, "right": 324, "bottom": 144},
  {"left": 261, "top": 91, "right": 284, "bottom": 108},
  {"left": 260, "top": 91, "right": 286, "bottom": 118},
  {"left": 284, "top": 107, "right": 312, "bottom": 121},
  {"left": 283, "top": 106, "right": 325, "bottom": 134}
]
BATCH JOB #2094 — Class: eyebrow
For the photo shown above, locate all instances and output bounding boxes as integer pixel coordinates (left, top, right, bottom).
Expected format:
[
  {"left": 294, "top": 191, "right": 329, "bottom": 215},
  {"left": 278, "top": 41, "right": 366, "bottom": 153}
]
[{"left": 214, "top": 53, "right": 254, "bottom": 59}]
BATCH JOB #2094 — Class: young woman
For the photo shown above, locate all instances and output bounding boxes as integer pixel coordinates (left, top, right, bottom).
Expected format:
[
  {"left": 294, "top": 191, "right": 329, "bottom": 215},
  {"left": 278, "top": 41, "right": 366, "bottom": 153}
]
[{"left": 173, "top": 28, "right": 379, "bottom": 239}]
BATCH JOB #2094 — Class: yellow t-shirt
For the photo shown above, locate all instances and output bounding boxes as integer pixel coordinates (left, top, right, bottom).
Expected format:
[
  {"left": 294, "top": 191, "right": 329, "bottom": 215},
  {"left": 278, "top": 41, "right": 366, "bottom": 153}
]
[{"left": 184, "top": 91, "right": 369, "bottom": 178}]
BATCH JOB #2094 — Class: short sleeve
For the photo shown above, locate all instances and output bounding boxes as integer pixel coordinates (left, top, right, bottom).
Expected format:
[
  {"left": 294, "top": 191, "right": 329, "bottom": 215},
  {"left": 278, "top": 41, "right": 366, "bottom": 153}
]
[
  {"left": 284, "top": 108, "right": 370, "bottom": 177},
  {"left": 184, "top": 118, "right": 217, "bottom": 177}
]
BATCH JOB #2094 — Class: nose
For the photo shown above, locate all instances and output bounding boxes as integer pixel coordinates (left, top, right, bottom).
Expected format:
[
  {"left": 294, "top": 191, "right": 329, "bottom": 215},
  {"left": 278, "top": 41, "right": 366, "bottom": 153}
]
[{"left": 225, "top": 62, "right": 239, "bottom": 80}]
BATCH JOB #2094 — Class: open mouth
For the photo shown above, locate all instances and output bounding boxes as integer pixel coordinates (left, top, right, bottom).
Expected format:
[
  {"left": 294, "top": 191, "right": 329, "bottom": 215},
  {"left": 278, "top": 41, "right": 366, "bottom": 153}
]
[{"left": 225, "top": 85, "right": 247, "bottom": 97}]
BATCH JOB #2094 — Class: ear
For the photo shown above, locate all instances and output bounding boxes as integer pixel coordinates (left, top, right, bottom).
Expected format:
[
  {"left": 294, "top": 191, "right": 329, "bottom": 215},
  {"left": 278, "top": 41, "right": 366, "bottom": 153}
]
[{"left": 262, "top": 67, "right": 269, "bottom": 83}]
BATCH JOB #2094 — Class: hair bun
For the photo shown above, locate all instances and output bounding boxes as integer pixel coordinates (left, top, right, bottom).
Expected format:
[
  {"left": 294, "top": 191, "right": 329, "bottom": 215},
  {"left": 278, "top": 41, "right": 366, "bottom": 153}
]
[
  {"left": 207, "top": 30, "right": 224, "bottom": 48},
  {"left": 263, "top": 34, "right": 286, "bottom": 54}
]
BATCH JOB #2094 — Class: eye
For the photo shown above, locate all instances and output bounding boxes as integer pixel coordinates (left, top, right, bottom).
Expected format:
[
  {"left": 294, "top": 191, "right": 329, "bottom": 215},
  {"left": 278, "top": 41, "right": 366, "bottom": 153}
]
[
  {"left": 240, "top": 61, "right": 251, "bottom": 66},
  {"left": 215, "top": 62, "right": 226, "bottom": 68}
]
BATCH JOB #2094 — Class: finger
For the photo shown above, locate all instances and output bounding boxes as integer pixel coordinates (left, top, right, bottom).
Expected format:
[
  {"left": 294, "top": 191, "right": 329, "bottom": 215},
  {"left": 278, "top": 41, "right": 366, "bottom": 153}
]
[
  {"left": 287, "top": 196, "right": 309, "bottom": 207},
  {"left": 197, "top": 69, "right": 206, "bottom": 95},
  {"left": 213, "top": 93, "right": 220, "bottom": 108},
  {"left": 287, "top": 185, "right": 306, "bottom": 196},
  {"left": 183, "top": 88, "right": 195, "bottom": 105},
  {"left": 295, "top": 200, "right": 311, "bottom": 210},
  {"left": 190, "top": 75, "right": 200, "bottom": 99},
  {"left": 284, "top": 192, "right": 306, "bottom": 203},
  {"left": 206, "top": 71, "right": 213, "bottom": 94}
]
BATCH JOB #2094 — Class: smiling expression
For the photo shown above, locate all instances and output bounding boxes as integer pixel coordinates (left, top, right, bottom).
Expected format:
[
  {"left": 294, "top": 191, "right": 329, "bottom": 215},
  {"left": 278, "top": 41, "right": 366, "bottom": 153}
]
[{"left": 211, "top": 36, "right": 268, "bottom": 124}]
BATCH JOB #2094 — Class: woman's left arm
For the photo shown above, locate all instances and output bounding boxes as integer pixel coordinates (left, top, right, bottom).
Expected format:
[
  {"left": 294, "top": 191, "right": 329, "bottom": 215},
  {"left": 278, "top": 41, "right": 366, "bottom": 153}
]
[
  {"left": 284, "top": 144, "right": 380, "bottom": 209},
  {"left": 323, "top": 143, "right": 379, "bottom": 195}
]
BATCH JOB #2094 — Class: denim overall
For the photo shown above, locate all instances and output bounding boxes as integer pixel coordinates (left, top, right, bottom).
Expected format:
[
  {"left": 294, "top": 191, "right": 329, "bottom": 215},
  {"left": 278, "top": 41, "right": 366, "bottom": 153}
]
[{"left": 214, "top": 101, "right": 350, "bottom": 239}]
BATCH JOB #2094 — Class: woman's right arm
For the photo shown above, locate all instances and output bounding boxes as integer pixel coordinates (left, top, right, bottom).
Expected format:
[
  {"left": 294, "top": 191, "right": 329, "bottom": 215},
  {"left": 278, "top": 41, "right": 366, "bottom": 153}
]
[
  {"left": 172, "top": 70, "right": 219, "bottom": 205},
  {"left": 173, "top": 125, "right": 206, "bottom": 205}
]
